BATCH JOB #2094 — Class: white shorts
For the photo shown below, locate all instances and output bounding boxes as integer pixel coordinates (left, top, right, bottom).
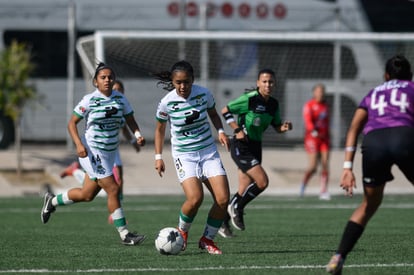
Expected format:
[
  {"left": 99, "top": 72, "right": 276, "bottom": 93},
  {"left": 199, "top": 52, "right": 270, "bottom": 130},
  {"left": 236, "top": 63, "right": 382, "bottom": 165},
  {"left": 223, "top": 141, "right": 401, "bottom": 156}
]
[
  {"left": 79, "top": 140, "right": 116, "bottom": 180},
  {"left": 172, "top": 145, "right": 227, "bottom": 183},
  {"left": 114, "top": 150, "right": 122, "bottom": 167}
]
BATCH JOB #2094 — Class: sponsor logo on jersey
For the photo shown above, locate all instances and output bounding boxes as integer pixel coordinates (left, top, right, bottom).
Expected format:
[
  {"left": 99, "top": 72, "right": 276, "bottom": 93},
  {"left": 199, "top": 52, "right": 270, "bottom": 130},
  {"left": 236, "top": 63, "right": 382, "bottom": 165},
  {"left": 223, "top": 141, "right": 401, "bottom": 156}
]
[
  {"left": 255, "top": 105, "right": 266, "bottom": 112},
  {"left": 183, "top": 126, "right": 206, "bottom": 137}
]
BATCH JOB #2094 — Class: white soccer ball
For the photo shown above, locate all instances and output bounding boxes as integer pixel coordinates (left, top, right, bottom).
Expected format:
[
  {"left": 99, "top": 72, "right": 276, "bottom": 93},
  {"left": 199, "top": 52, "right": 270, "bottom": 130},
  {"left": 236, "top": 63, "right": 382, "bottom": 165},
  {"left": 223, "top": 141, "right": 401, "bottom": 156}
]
[{"left": 155, "top": 227, "right": 184, "bottom": 255}]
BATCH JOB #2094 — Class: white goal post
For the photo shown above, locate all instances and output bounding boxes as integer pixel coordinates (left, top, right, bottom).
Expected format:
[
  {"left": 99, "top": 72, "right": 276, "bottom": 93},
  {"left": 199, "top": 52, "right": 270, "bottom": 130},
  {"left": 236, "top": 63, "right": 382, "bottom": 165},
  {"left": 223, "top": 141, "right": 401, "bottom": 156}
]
[{"left": 76, "top": 30, "right": 414, "bottom": 147}]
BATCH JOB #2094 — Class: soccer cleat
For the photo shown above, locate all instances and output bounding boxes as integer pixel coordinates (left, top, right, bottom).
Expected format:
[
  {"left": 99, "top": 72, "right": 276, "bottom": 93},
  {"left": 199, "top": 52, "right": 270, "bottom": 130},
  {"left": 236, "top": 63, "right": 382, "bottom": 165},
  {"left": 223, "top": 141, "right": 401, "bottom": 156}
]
[
  {"left": 218, "top": 221, "right": 234, "bottom": 238},
  {"left": 326, "top": 254, "right": 344, "bottom": 274},
  {"left": 177, "top": 228, "right": 188, "bottom": 251},
  {"left": 227, "top": 204, "right": 245, "bottom": 231},
  {"left": 41, "top": 192, "right": 56, "bottom": 224},
  {"left": 319, "top": 192, "right": 331, "bottom": 201},
  {"left": 121, "top": 232, "right": 146, "bottom": 246},
  {"left": 198, "top": 236, "right": 222, "bottom": 255},
  {"left": 60, "top": 161, "right": 80, "bottom": 178}
]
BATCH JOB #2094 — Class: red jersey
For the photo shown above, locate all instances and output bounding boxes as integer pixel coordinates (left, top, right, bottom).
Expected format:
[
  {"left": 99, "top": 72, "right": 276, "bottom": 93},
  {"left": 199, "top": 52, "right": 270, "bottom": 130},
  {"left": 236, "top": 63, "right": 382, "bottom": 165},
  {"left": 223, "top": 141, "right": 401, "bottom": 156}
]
[{"left": 303, "top": 98, "right": 330, "bottom": 140}]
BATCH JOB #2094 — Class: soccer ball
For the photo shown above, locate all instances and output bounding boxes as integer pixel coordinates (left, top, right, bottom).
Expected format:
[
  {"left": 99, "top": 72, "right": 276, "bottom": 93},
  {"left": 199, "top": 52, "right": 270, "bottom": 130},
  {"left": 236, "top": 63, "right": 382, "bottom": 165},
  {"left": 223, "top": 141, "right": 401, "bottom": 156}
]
[{"left": 154, "top": 227, "right": 184, "bottom": 255}]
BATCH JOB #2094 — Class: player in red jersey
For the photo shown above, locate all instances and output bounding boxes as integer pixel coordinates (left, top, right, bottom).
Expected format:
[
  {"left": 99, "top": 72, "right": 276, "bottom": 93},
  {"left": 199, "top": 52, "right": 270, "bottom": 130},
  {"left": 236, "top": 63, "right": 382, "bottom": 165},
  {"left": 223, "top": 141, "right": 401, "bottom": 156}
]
[{"left": 300, "top": 83, "right": 331, "bottom": 200}]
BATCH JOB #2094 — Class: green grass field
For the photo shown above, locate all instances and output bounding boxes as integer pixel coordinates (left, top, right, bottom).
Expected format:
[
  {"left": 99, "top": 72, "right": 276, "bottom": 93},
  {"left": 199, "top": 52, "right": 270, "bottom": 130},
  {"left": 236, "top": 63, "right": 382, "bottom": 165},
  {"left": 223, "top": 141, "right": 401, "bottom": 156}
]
[{"left": 0, "top": 194, "right": 413, "bottom": 274}]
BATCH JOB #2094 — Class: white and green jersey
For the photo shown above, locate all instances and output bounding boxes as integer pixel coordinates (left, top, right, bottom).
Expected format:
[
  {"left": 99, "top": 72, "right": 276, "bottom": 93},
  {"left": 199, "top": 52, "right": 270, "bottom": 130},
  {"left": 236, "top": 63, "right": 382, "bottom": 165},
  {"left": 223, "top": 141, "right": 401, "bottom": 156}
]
[
  {"left": 74, "top": 89, "right": 133, "bottom": 152},
  {"left": 156, "top": 84, "right": 216, "bottom": 153}
]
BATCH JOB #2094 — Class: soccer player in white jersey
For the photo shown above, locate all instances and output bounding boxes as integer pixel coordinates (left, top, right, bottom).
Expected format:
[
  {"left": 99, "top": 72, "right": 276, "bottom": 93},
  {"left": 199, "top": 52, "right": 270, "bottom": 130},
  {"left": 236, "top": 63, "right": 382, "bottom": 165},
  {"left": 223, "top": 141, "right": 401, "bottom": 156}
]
[
  {"left": 41, "top": 63, "right": 146, "bottom": 246},
  {"left": 60, "top": 80, "right": 140, "bottom": 201},
  {"left": 153, "top": 60, "right": 231, "bottom": 254}
]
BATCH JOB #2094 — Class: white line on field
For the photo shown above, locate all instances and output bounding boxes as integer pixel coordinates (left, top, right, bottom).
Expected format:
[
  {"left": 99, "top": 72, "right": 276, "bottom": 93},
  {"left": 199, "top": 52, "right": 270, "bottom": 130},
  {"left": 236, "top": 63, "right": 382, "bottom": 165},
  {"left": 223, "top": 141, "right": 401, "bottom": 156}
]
[{"left": 1, "top": 263, "right": 413, "bottom": 273}]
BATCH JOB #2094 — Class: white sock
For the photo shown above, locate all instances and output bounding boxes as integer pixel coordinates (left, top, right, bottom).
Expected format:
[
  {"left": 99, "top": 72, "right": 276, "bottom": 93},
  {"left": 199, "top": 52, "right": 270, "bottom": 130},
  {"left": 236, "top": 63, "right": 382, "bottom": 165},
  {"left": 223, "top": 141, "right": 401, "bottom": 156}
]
[
  {"left": 203, "top": 224, "right": 219, "bottom": 240},
  {"left": 52, "top": 192, "right": 73, "bottom": 206},
  {"left": 112, "top": 208, "right": 128, "bottom": 239},
  {"left": 178, "top": 215, "right": 192, "bottom": 232}
]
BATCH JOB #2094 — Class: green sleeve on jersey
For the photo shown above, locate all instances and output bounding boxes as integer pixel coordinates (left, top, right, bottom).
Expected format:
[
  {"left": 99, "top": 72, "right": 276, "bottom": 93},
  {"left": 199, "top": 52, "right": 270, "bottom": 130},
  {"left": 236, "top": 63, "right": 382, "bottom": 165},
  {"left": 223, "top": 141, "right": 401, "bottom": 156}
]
[
  {"left": 227, "top": 91, "right": 255, "bottom": 114},
  {"left": 227, "top": 90, "right": 282, "bottom": 141},
  {"left": 72, "top": 111, "right": 83, "bottom": 119},
  {"left": 156, "top": 116, "right": 167, "bottom": 123}
]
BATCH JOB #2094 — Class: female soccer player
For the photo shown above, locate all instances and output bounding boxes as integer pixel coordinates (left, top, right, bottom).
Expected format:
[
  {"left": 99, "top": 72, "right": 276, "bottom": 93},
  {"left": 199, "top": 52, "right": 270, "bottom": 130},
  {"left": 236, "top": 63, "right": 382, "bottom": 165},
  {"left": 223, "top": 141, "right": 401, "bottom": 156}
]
[
  {"left": 41, "top": 63, "right": 146, "bottom": 246},
  {"left": 326, "top": 55, "right": 414, "bottom": 274},
  {"left": 60, "top": 80, "right": 140, "bottom": 203},
  {"left": 153, "top": 60, "right": 230, "bottom": 254},
  {"left": 219, "top": 68, "right": 292, "bottom": 236},
  {"left": 300, "top": 83, "right": 331, "bottom": 200}
]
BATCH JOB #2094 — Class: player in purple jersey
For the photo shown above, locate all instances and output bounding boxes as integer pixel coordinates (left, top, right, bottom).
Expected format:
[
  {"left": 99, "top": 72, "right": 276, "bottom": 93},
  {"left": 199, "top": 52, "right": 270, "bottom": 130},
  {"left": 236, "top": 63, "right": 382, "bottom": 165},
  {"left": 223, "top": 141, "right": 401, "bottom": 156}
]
[{"left": 326, "top": 55, "right": 414, "bottom": 274}]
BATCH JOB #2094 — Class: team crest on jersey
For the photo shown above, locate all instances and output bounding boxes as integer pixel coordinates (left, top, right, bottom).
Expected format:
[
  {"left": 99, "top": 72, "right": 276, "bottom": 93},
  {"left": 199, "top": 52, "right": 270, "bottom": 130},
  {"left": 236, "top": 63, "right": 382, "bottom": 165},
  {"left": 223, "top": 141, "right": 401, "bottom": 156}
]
[
  {"left": 318, "top": 111, "right": 327, "bottom": 119},
  {"left": 158, "top": 111, "right": 168, "bottom": 119},
  {"left": 78, "top": 106, "right": 86, "bottom": 114},
  {"left": 194, "top": 95, "right": 205, "bottom": 106},
  {"left": 253, "top": 117, "right": 261, "bottom": 126}
]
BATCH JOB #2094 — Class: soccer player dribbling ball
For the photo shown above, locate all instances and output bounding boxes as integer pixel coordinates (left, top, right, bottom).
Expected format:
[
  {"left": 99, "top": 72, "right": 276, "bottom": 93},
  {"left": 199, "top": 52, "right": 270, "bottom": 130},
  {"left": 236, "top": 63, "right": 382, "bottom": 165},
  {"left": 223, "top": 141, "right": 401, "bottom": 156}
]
[
  {"left": 41, "top": 63, "right": 146, "bottom": 246},
  {"left": 153, "top": 60, "right": 231, "bottom": 255},
  {"left": 327, "top": 54, "right": 414, "bottom": 274}
]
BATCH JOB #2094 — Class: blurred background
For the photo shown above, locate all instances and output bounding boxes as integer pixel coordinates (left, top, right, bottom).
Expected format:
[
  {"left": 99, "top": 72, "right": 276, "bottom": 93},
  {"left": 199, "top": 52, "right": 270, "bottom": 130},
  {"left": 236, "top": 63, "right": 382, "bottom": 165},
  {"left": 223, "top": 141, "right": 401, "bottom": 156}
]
[{"left": 1, "top": 0, "right": 413, "bottom": 150}]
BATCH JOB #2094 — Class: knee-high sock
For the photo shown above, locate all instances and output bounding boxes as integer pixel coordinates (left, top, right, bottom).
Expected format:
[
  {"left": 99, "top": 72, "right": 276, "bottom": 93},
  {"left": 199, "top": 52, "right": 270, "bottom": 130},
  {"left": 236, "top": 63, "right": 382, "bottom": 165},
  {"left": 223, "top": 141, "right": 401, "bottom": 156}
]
[
  {"left": 52, "top": 192, "right": 74, "bottom": 206},
  {"left": 178, "top": 211, "right": 194, "bottom": 233},
  {"left": 237, "top": 183, "right": 263, "bottom": 210},
  {"left": 112, "top": 208, "right": 128, "bottom": 239},
  {"left": 336, "top": 221, "right": 364, "bottom": 258},
  {"left": 203, "top": 217, "right": 223, "bottom": 240}
]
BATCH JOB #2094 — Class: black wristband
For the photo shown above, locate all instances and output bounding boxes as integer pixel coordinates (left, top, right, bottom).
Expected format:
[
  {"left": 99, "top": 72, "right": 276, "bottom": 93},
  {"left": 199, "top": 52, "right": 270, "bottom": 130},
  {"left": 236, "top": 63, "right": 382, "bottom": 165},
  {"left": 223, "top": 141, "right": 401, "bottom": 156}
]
[{"left": 234, "top": 127, "right": 243, "bottom": 134}]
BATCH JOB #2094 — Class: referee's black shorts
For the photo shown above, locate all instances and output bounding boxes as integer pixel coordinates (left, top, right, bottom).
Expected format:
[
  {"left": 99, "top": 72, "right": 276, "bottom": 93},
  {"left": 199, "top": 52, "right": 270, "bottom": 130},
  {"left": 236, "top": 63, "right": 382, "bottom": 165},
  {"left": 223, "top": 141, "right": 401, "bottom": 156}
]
[
  {"left": 230, "top": 137, "right": 262, "bottom": 173},
  {"left": 361, "top": 126, "right": 414, "bottom": 186}
]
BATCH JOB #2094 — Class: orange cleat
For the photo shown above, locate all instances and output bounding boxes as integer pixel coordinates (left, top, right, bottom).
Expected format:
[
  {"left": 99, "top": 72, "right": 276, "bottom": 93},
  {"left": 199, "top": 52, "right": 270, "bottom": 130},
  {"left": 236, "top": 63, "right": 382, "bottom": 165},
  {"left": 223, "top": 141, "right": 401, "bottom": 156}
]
[
  {"left": 60, "top": 161, "right": 80, "bottom": 178},
  {"left": 198, "top": 236, "right": 222, "bottom": 255},
  {"left": 177, "top": 228, "right": 188, "bottom": 251}
]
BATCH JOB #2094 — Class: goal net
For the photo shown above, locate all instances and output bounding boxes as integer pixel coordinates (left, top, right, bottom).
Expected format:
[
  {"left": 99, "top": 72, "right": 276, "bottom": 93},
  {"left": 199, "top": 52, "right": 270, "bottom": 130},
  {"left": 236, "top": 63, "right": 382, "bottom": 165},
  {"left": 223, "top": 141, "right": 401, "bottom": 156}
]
[{"left": 76, "top": 30, "right": 414, "bottom": 147}]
